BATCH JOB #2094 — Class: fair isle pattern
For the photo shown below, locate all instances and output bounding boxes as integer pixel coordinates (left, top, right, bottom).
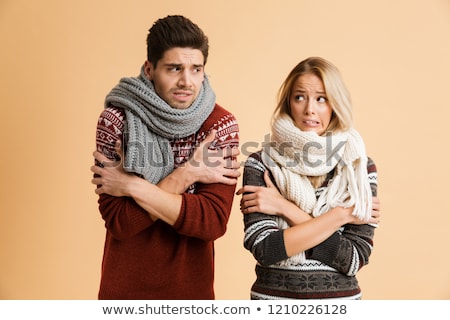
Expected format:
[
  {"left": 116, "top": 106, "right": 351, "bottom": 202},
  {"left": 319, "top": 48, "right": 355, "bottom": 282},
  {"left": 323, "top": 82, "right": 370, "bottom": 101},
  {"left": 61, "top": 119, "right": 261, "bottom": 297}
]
[
  {"left": 251, "top": 291, "right": 362, "bottom": 300},
  {"left": 245, "top": 156, "right": 266, "bottom": 173},
  {"left": 368, "top": 171, "right": 377, "bottom": 186},
  {"left": 242, "top": 151, "right": 378, "bottom": 300},
  {"left": 212, "top": 113, "right": 239, "bottom": 145},
  {"left": 251, "top": 263, "right": 362, "bottom": 299},
  {"left": 245, "top": 220, "right": 279, "bottom": 247},
  {"left": 96, "top": 107, "right": 125, "bottom": 160},
  {"left": 259, "top": 259, "right": 338, "bottom": 272},
  {"left": 249, "top": 261, "right": 363, "bottom": 300},
  {"left": 172, "top": 113, "right": 239, "bottom": 194},
  {"left": 171, "top": 112, "right": 239, "bottom": 167},
  {"left": 96, "top": 106, "right": 239, "bottom": 195}
]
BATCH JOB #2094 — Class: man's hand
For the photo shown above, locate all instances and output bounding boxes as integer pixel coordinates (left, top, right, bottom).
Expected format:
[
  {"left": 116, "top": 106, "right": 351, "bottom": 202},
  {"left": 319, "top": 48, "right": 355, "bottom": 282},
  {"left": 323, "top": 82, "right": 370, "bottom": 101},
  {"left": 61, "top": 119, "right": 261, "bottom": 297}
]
[
  {"left": 90, "top": 140, "right": 134, "bottom": 197},
  {"left": 185, "top": 129, "right": 241, "bottom": 185}
]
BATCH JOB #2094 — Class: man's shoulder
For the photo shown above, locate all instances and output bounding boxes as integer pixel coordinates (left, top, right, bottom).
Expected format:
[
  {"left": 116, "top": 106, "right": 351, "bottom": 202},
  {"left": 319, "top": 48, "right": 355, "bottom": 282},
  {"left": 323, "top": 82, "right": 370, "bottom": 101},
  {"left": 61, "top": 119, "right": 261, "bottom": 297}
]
[
  {"left": 99, "top": 106, "right": 126, "bottom": 121},
  {"left": 210, "top": 103, "right": 236, "bottom": 119},
  {"left": 202, "top": 103, "right": 238, "bottom": 130},
  {"left": 97, "top": 106, "right": 126, "bottom": 135}
]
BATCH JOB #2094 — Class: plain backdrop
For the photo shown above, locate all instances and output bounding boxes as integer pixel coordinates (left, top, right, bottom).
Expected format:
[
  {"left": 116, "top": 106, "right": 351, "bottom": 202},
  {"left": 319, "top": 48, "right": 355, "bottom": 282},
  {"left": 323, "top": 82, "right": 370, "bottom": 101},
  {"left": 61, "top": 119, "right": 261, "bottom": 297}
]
[{"left": 1, "top": 0, "right": 449, "bottom": 299}]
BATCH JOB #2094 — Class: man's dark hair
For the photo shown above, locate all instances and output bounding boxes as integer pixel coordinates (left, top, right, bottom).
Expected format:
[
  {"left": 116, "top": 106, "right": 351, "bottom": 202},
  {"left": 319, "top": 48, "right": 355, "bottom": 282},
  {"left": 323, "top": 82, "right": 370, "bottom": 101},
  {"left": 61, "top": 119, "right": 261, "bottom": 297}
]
[{"left": 146, "top": 15, "right": 209, "bottom": 67}]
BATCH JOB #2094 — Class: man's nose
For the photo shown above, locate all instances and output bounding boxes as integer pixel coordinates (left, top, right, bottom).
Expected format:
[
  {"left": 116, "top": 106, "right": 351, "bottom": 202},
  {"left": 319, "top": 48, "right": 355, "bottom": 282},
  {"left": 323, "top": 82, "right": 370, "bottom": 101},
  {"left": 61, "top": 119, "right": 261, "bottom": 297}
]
[{"left": 178, "top": 70, "right": 192, "bottom": 88}]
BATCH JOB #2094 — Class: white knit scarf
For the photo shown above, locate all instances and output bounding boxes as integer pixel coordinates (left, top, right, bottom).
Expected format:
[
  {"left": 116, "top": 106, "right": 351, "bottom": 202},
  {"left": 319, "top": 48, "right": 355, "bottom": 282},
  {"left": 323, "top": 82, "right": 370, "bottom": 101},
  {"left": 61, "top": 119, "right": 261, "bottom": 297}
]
[
  {"left": 261, "top": 115, "right": 372, "bottom": 265},
  {"left": 105, "top": 66, "right": 216, "bottom": 183}
]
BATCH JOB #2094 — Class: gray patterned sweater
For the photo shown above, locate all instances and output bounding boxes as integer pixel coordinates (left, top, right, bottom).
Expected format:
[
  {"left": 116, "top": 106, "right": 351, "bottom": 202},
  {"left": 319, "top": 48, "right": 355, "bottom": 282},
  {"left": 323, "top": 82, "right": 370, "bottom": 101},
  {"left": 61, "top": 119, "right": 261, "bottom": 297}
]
[{"left": 242, "top": 151, "right": 378, "bottom": 300}]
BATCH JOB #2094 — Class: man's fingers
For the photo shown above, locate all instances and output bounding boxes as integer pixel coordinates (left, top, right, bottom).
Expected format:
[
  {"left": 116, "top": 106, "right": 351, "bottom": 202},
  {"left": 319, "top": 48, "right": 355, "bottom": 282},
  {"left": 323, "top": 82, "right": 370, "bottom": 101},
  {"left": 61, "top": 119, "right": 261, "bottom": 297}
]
[
  {"left": 224, "top": 168, "right": 241, "bottom": 178},
  {"left": 222, "top": 147, "right": 240, "bottom": 158},
  {"left": 114, "top": 140, "right": 124, "bottom": 160},
  {"left": 90, "top": 165, "right": 102, "bottom": 175},
  {"left": 219, "top": 177, "right": 238, "bottom": 186},
  {"left": 93, "top": 150, "right": 109, "bottom": 163},
  {"left": 93, "top": 149, "right": 122, "bottom": 168}
]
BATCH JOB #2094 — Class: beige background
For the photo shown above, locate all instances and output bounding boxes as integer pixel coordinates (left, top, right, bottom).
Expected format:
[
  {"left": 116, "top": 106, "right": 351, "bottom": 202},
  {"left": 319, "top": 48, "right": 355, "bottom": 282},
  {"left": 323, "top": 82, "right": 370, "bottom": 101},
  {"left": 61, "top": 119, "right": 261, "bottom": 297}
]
[{"left": 1, "top": 0, "right": 449, "bottom": 300}]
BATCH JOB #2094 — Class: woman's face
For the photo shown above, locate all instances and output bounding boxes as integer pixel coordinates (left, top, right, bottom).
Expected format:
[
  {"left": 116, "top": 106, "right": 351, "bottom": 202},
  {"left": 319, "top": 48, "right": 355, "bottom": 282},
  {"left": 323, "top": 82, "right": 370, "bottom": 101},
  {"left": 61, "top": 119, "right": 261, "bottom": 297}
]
[{"left": 289, "top": 73, "right": 333, "bottom": 135}]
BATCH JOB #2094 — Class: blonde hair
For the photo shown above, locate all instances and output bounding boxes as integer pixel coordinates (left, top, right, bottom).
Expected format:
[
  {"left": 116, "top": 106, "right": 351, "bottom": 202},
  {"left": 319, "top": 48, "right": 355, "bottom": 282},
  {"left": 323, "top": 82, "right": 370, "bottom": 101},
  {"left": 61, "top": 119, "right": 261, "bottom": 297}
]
[{"left": 273, "top": 57, "right": 353, "bottom": 133}]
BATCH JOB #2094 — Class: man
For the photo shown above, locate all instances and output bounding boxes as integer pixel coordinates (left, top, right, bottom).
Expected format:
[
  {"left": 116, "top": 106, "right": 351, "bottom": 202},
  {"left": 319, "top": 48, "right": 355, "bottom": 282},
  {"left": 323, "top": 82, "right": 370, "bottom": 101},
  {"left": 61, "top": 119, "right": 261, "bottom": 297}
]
[{"left": 90, "top": 15, "right": 240, "bottom": 300}]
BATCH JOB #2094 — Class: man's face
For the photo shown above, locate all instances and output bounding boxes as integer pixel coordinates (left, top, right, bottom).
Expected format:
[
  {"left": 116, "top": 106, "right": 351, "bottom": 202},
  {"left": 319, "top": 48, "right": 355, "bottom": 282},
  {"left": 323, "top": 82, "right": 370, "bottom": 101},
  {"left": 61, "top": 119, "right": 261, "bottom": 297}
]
[{"left": 144, "top": 47, "right": 205, "bottom": 109}]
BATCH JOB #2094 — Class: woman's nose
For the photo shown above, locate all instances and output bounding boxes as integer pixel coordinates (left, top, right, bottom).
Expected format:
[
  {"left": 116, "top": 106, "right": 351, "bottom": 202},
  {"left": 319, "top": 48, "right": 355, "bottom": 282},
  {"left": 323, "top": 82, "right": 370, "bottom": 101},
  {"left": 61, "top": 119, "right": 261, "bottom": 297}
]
[{"left": 304, "top": 100, "right": 315, "bottom": 114}]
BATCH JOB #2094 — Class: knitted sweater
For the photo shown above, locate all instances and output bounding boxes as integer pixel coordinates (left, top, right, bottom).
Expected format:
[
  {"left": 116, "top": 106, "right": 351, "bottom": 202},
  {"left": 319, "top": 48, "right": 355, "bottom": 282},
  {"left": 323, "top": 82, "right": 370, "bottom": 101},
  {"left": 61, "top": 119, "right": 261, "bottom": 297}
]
[
  {"left": 242, "top": 151, "right": 378, "bottom": 300},
  {"left": 95, "top": 104, "right": 239, "bottom": 300}
]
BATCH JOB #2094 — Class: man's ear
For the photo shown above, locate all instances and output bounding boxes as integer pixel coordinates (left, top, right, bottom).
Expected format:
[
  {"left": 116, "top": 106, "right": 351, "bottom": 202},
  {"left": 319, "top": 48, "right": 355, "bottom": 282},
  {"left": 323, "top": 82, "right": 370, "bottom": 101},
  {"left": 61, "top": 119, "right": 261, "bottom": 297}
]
[{"left": 143, "top": 60, "right": 153, "bottom": 80}]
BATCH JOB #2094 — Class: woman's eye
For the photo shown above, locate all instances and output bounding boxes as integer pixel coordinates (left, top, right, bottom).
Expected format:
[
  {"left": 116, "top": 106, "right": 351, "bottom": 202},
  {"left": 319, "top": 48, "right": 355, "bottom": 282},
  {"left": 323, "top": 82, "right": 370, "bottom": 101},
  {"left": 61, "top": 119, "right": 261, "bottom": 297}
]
[
  {"left": 317, "top": 96, "right": 327, "bottom": 103},
  {"left": 295, "top": 95, "right": 305, "bottom": 101}
]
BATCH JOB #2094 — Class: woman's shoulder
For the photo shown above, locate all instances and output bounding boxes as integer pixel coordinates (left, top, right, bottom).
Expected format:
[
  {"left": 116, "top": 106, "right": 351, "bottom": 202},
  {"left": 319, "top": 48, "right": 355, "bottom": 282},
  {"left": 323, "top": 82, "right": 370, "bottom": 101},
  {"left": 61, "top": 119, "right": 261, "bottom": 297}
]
[
  {"left": 366, "top": 157, "right": 378, "bottom": 196},
  {"left": 243, "top": 150, "right": 265, "bottom": 168},
  {"left": 367, "top": 156, "right": 377, "bottom": 174}
]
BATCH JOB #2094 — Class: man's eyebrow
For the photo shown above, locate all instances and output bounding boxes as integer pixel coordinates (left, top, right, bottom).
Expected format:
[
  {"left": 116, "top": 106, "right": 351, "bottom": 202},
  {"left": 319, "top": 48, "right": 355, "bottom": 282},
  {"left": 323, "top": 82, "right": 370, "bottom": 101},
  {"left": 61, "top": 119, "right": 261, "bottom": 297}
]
[
  {"left": 163, "top": 63, "right": 182, "bottom": 68},
  {"left": 163, "top": 63, "right": 204, "bottom": 68}
]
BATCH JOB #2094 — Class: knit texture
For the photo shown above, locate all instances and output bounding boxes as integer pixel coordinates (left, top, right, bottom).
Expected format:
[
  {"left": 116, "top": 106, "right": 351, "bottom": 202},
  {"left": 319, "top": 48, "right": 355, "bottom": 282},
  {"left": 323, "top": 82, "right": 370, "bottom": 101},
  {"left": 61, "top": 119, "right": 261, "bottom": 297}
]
[
  {"left": 242, "top": 151, "right": 378, "bottom": 300},
  {"left": 104, "top": 66, "right": 216, "bottom": 183},
  {"left": 95, "top": 104, "right": 239, "bottom": 299},
  {"left": 261, "top": 115, "right": 372, "bottom": 265},
  {"left": 262, "top": 114, "right": 372, "bottom": 219}
]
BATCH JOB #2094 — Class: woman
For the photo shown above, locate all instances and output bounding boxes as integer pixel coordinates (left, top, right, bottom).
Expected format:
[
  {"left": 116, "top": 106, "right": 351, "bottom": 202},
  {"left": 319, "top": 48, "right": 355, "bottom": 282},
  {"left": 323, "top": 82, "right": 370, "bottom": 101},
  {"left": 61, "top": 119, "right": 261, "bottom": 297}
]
[{"left": 236, "top": 57, "right": 380, "bottom": 300}]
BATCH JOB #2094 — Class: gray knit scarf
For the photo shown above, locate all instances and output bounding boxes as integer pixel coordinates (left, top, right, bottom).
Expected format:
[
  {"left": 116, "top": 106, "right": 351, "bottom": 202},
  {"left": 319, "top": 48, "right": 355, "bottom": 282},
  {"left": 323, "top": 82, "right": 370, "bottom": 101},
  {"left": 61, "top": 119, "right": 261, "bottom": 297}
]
[{"left": 105, "top": 66, "right": 216, "bottom": 183}]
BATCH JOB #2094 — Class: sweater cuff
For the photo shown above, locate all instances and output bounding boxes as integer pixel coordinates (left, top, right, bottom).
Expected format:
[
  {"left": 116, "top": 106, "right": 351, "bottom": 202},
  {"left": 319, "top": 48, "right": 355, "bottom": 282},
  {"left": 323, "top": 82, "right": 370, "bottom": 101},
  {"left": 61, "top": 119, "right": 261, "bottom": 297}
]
[
  {"left": 307, "top": 232, "right": 341, "bottom": 266},
  {"left": 271, "top": 230, "right": 289, "bottom": 262},
  {"left": 257, "top": 230, "right": 289, "bottom": 266}
]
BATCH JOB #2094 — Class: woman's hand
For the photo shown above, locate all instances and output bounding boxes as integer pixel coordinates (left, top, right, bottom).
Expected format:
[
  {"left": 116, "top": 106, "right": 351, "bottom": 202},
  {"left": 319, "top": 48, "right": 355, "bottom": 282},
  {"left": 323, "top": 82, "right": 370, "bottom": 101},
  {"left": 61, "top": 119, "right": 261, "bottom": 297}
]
[
  {"left": 236, "top": 171, "right": 311, "bottom": 226},
  {"left": 236, "top": 171, "right": 285, "bottom": 215},
  {"left": 369, "top": 196, "right": 381, "bottom": 224},
  {"left": 346, "top": 196, "right": 381, "bottom": 225}
]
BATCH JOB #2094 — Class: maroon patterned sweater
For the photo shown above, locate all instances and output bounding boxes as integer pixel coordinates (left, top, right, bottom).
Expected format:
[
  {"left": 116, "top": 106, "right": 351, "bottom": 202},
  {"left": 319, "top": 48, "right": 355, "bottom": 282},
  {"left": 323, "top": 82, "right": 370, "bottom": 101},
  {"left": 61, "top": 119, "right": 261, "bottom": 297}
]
[{"left": 95, "top": 104, "right": 239, "bottom": 299}]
